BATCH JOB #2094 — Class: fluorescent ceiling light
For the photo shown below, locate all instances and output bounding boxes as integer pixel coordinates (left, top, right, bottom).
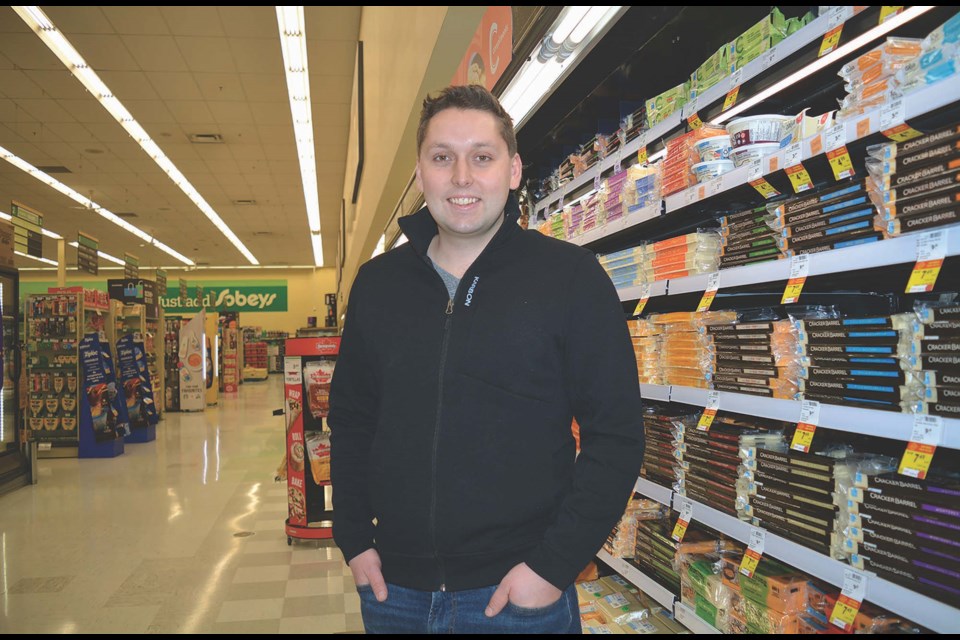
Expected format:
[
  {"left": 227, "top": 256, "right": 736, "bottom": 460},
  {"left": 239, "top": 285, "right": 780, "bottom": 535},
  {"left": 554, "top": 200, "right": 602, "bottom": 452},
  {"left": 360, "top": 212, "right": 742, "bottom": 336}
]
[
  {"left": 0, "top": 144, "right": 194, "bottom": 265},
  {"left": 15, "top": 250, "right": 57, "bottom": 266},
  {"left": 12, "top": 6, "right": 258, "bottom": 266},
  {"left": 276, "top": 6, "right": 324, "bottom": 267},
  {"left": 68, "top": 241, "right": 124, "bottom": 265},
  {"left": 713, "top": 5, "right": 935, "bottom": 124}
]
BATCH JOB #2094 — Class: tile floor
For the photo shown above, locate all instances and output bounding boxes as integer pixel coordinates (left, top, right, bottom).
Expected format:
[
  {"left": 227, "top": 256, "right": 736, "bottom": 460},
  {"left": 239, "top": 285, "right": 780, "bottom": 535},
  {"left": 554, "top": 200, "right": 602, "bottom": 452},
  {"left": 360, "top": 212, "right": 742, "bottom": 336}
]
[{"left": 0, "top": 376, "right": 364, "bottom": 634}]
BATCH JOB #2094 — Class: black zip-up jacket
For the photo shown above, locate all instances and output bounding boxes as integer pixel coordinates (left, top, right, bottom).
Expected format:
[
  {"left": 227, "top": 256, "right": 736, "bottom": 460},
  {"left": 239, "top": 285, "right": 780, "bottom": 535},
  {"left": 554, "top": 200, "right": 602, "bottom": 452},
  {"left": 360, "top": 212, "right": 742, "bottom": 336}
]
[{"left": 329, "top": 195, "right": 644, "bottom": 592}]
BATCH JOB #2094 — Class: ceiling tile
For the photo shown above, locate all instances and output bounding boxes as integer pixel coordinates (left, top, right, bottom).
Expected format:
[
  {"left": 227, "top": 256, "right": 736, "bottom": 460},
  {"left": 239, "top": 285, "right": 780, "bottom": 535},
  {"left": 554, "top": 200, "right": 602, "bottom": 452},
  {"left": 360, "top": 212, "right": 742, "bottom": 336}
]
[
  {"left": 308, "top": 40, "right": 358, "bottom": 75},
  {"left": 103, "top": 7, "right": 170, "bottom": 36},
  {"left": 160, "top": 6, "right": 227, "bottom": 37},
  {"left": 121, "top": 35, "right": 189, "bottom": 72},
  {"left": 208, "top": 101, "right": 254, "bottom": 125},
  {"left": 87, "top": 122, "right": 138, "bottom": 144},
  {"left": 194, "top": 73, "right": 246, "bottom": 102},
  {"left": 42, "top": 122, "right": 98, "bottom": 144},
  {"left": 58, "top": 99, "right": 115, "bottom": 124},
  {"left": 100, "top": 70, "right": 162, "bottom": 101},
  {"left": 306, "top": 7, "right": 362, "bottom": 42},
  {"left": 165, "top": 101, "right": 216, "bottom": 124},
  {"left": 24, "top": 70, "right": 92, "bottom": 100},
  {"left": 178, "top": 38, "right": 237, "bottom": 74},
  {"left": 67, "top": 34, "right": 140, "bottom": 71},
  {"left": 229, "top": 38, "right": 283, "bottom": 75},
  {"left": 147, "top": 72, "right": 204, "bottom": 101},
  {"left": 0, "top": 33, "right": 64, "bottom": 71},
  {"left": 219, "top": 6, "right": 279, "bottom": 38},
  {"left": 309, "top": 74, "right": 353, "bottom": 104},
  {"left": 0, "top": 70, "right": 46, "bottom": 100},
  {"left": 14, "top": 100, "right": 76, "bottom": 125},
  {"left": 239, "top": 74, "right": 287, "bottom": 102},
  {"left": 128, "top": 101, "right": 177, "bottom": 125}
]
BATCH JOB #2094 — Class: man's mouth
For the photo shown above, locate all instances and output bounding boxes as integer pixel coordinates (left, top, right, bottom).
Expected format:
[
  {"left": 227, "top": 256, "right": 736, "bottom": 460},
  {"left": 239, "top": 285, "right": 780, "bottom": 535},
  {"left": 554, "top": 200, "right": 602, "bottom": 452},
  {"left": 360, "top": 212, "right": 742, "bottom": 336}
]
[{"left": 449, "top": 196, "right": 480, "bottom": 206}]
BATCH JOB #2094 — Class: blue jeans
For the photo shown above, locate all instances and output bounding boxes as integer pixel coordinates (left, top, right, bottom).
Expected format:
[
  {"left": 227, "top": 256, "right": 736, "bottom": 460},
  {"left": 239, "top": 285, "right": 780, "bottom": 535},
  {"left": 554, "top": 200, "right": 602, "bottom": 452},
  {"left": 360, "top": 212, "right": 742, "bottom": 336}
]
[{"left": 357, "top": 582, "right": 582, "bottom": 634}]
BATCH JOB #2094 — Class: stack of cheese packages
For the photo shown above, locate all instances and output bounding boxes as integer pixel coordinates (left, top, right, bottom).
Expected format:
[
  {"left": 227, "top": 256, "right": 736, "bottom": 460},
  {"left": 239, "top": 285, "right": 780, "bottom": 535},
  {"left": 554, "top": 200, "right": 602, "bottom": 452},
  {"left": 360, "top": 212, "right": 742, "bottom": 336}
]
[
  {"left": 662, "top": 126, "right": 728, "bottom": 197},
  {"left": 709, "top": 317, "right": 803, "bottom": 400},
  {"left": 599, "top": 231, "right": 721, "bottom": 290},
  {"left": 599, "top": 169, "right": 630, "bottom": 228},
  {"left": 650, "top": 312, "right": 732, "bottom": 389},
  {"left": 639, "top": 405, "right": 693, "bottom": 494},
  {"left": 577, "top": 574, "right": 688, "bottom": 634},
  {"left": 719, "top": 205, "right": 786, "bottom": 269},
  {"left": 622, "top": 163, "right": 661, "bottom": 213},
  {"left": 627, "top": 318, "right": 663, "bottom": 386},
  {"left": 836, "top": 37, "right": 922, "bottom": 120}
]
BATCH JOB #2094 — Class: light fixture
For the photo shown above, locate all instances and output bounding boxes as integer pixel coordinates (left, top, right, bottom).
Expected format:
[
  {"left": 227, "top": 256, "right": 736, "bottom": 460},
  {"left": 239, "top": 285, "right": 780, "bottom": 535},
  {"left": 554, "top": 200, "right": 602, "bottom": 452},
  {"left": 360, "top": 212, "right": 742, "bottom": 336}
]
[
  {"left": 371, "top": 233, "right": 385, "bottom": 259},
  {"left": 713, "top": 6, "right": 935, "bottom": 124},
  {"left": 0, "top": 145, "right": 194, "bottom": 265},
  {"left": 14, "top": 250, "right": 57, "bottom": 266},
  {"left": 501, "top": 7, "right": 624, "bottom": 129},
  {"left": 68, "top": 241, "right": 125, "bottom": 265},
  {"left": 276, "top": 6, "right": 324, "bottom": 267},
  {"left": 12, "top": 6, "right": 258, "bottom": 265}
]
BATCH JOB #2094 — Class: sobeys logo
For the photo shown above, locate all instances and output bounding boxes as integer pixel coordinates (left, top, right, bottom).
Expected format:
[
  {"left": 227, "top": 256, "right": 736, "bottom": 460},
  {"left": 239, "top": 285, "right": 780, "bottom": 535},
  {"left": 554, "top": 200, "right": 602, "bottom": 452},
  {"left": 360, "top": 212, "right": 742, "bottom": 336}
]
[{"left": 160, "top": 282, "right": 287, "bottom": 312}]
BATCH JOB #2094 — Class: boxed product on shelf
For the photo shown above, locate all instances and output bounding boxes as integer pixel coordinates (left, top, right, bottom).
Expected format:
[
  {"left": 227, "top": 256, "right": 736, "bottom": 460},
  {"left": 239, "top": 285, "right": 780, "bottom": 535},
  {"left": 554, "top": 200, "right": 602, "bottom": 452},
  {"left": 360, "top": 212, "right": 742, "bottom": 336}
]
[
  {"left": 646, "top": 82, "right": 689, "bottom": 127},
  {"left": 605, "top": 497, "right": 667, "bottom": 558},
  {"left": 623, "top": 164, "right": 661, "bottom": 211},
  {"left": 662, "top": 126, "right": 729, "bottom": 196},
  {"left": 690, "top": 44, "right": 730, "bottom": 99},
  {"left": 836, "top": 37, "right": 924, "bottom": 120},
  {"left": 727, "top": 7, "right": 802, "bottom": 73}
]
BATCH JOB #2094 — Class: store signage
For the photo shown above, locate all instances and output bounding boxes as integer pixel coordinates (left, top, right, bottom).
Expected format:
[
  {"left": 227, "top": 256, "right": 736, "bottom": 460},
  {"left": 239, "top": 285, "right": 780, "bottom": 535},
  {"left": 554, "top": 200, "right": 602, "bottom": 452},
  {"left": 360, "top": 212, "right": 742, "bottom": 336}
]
[
  {"left": 452, "top": 6, "right": 512, "bottom": 91},
  {"left": 160, "top": 281, "right": 288, "bottom": 313},
  {"left": 791, "top": 400, "right": 821, "bottom": 453},
  {"left": 898, "top": 415, "right": 943, "bottom": 479},
  {"left": 830, "top": 570, "right": 867, "bottom": 630},
  {"left": 11, "top": 201, "right": 44, "bottom": 258},
  {"left": 156, "top": 269, "right": 167, "bottom": 295},
  {"left": 77, "top": 232, "right": 99, "bottom": 275},
  {"left": 124, "top": 253, "right": 139, "bottom": 278},
  {"left": 179, "top": 278, "right": 188, "bottom": 302},
  {"left": 905, "top": 230, "right": 946, "bottom": 293}
]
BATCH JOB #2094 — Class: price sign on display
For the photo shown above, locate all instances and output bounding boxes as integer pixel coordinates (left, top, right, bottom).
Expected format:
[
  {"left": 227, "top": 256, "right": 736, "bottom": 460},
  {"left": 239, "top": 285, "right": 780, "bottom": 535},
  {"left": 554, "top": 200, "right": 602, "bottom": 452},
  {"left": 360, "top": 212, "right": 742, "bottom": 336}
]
[
  {"left": 724, "top": 69, "right": 744, "bottom": 110},
  {"left": 632, "top": 283, "right": 652, "bottom": 317},
  {"left": 785, "top": 142, "right": 802, "bottom": 168},
  {"left": 791, "top": 400, "right": 822, "bottom": 453},
  {"left": 786, "top": 164, "right": 814, "bottom": 193},
  {"left": 682, "top": 97, "right": 698, "bottom": 122},
  {"left": 760, "top": 48, "right": 777, "bottom": 71},
  {"left": 614, "top": 149, "right": 624, "bottom": 175},
  {"left": 749, "top": 178, "right": 780, "bottom": 199},
  {"left": 594, "top": 166, "right": 603, "bottom": 191},
  {"left": 637, "top": 145, "right": 648, "bottom": 165},
  {"left": 748, "top": 159, "right": 763, "bottom": 182},
  {"left": 707, "top": 178, "right": 723, "bottom": 198},
  {"left": 672, "top": 498, "right": 694, "bottom": 542},
  {"left": 697, "top": 391, "right": 721, "bottom": 431},
  {"left": 830, "top": 570, "right": 868, "bottom": 630},
  {"left": 769, "top": 155, "right": 779, "bottom": 173},
  {"left": 898, "top": 415, "right": 943, "bottom": 479},
  {"left": 781, "top": 254, "right": 810, "bottom": 304},
  {"left": 698, "top": 185, "right": 706, "bottom": 201},
  {"left": 739, "top": 528, "right": 766, "bottom": 578},
  {"left": 880, "top": 99, "right": 905, "bottom": 132},
  {"left": 825, "top": 124, "right": 846, "bottom": 151},
  {"left": 819, "top": 24, "right": 844, "bottom": 57},
  {"left": 687, "top": 112, "right": 703, "bottom": 130},
  {"left": 905, "top": 230, "right": 947, "bottom": 293},
  {"left": 880, "top": 6, "right": 904, "bottom": 23},
  {"left": 884, "top": 122, "right": 924, "bottom": 142},
  {"left": 685, "top": 187, "right": 697, "bottom": 207},
  {"left": 828, "top": 147, "right": 855, "bottom": 180},
  {"left": 697, "top": 272, "right": 720, "bottom": 312}
]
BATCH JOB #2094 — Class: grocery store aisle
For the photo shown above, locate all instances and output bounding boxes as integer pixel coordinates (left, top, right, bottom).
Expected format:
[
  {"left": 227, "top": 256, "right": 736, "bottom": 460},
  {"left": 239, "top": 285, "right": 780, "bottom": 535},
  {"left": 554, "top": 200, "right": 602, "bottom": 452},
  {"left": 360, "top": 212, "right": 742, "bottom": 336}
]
[{"left": 0, "top": 376, "right": 363, "bottom": 634}]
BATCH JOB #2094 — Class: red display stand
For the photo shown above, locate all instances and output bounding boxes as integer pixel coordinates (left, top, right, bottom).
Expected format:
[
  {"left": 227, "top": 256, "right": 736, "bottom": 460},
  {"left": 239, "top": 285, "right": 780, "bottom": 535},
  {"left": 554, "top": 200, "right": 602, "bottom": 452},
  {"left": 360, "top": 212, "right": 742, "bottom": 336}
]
[{"left": 283, "top": 337, "right": 340, "bottom": 544}]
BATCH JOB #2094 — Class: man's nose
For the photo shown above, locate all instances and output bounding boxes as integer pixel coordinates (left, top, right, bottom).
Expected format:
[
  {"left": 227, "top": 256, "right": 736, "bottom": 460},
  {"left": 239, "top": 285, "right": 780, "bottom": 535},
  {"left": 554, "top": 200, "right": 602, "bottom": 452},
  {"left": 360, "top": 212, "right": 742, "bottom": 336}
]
[{"left": 452, "top": 158, "right": 473, "bottom": 185}]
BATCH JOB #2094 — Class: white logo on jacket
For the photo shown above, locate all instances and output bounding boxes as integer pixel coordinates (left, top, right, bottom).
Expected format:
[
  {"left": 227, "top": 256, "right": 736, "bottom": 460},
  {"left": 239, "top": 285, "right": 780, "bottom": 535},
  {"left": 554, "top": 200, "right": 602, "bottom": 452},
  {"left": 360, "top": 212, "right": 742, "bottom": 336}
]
[{"left": 465, "top": 276, "right": 480, "bottom": 306}]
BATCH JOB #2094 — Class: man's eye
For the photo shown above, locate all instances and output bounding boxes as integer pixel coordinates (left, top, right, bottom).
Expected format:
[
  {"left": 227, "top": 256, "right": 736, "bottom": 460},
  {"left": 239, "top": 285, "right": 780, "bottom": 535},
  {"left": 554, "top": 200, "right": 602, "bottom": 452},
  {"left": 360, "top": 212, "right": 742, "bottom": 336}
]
[
  {"left": 476, "top": 155, "right": 491, "bottom": 162},
  {"left": 433, "top": 154, "right": 450, "bottom": 162}
]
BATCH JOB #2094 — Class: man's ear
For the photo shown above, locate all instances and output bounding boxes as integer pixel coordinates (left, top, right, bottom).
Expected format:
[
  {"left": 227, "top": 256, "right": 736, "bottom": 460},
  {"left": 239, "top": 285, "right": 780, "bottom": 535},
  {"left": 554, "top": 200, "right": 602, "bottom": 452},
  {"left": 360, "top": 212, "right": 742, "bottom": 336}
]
[{"left": 510, "top": 154, "right": 522, "bottom": 190}]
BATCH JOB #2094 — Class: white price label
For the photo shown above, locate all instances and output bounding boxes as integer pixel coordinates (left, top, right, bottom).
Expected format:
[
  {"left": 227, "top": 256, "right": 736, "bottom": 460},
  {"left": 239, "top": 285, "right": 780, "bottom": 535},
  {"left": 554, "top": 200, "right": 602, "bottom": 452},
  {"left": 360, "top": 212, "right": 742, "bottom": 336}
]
[
  {"left": 638, "top": 131, "right": 648, "bottom": 148},
  {"left": 760, "top": 48, "right": 778, "bottom": 71},
  {"left": 790, "top": 254, "right": 810, "bottom": 280},
  {"left": 910, "top": 415, "right": 944, "bottom": 447},
  {"left": 785, "top": 142, "right": 803, "bottom": 168},
  {"left": 730, "top": 68, "right": 744, "bottom": 90},
  {"left": 685, "top": 188, "right": 697, "bottom": 206},
  {"left": 827, "top": 5, "right": 851, "bottom": 29},
  {"left": 615, "top": 148, "right": 624, "bottom": 174},
  {"left": 133, "top": 332, "right": 143, "bottom": 343},
  {"left": 678, "top": 498, "right": 694, "bottom": 524},
  {"left": 705, "top": 390, "right": 721, "bottom": 411},
  {"left": 593, "top": 166, "right": 603, "bottom": 190},
  {"left": 825, "top": 124, "right": 846, "bottom": 152},
  {"left": 748, "top": 159, "right": 764, "bottom": 181},
  {"left": 708, "top": 177, "right": 723, "bottom": 197},
  {"left": 284, "top": 357, "right": 303, "bottom": 385},
  {"left": 880, "top": 99, "right": 906, "bottom": 131},
  {"left": 705, "top": 272, "right": 720, "bottom": 294},
  {"left": 841, "top": 569, "right": 868, "bottom": 602},
  {"left": 799, "top": 400, "right": 822, "bottom": 426},
  {"left": 747, "top": 527, "right": 766, "bottom": 554},
  {"left": 682, "top": 97, "right": 699, "bottom": 121},
  {"left": 39, "top": 442, "right": 52, "bottom": 451},
  {"left": 917, "top": 230, "right": 947, "bottom": 262}
]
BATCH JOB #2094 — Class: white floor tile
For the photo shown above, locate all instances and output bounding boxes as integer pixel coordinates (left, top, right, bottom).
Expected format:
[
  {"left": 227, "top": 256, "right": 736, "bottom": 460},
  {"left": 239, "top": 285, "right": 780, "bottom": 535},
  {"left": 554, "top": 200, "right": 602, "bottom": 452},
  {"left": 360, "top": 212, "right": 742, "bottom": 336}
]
[{"left": 216, "top": 598, "right": 285, "bottom": 623}]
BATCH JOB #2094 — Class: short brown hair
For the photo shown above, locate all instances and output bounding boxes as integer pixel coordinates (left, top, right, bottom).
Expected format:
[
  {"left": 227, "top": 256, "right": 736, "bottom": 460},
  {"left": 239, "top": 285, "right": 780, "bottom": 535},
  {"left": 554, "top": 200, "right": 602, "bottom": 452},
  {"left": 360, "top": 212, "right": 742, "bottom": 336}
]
[{"left": 417, "top": 85, "right": 518, "bottom": 157}]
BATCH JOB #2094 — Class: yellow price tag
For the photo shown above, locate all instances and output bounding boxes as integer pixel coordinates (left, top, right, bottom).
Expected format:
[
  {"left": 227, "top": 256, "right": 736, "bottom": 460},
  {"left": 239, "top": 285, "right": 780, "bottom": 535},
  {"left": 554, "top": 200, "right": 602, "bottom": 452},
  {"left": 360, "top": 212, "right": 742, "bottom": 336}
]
[
  {"left": 687, "top": 113, "right": 703, "bottom": 130},
  {"left": 672, "top": 499, "right": 694, "bottom": 542},
  {"left": 739, "top": 548, "right": 762, "bottom": 578},
  {"left": 749, "top": 178, "right": 781, "bottom": 199},
  {"left": 827, "top": 146, "right": 856, "bottom": 180},
  {"left": 671, "top": 518, "right": 689, "bottom": 542},
  {"left": 697, "top": 291, "right": 716, "bottom": 312},
  {"left": 830, "top": 595, "right": 862, "bottom": 630},
  {"left": 883, "top": 123, "right": 924, "bottom": 142},
  {"left": 819, "top": 25, "right": 844, "bottom": 57},
  {"left": 880, "top": 6, "right": 904, "bottom": 23},
  {"left": 786, "top": 164, "right": 814, "bottom": 193},
  {"left": 697, "top": 407, "right": 717, "bottom": 431},
  {"left": 905, "top": 259, "right": 943, "bottom": 293},
  {"left": 899, "top": 441, "right": 936, "bottom": 479},
  {"left": 723, "top": 85, "right": 740, "bottom": 111},
  {"left": 632, "top": 284, "right": 651, "bottom": 316},
  {"left": 791, "top": 423, "right": 817, "bottom": 453},
  {"left": 637, "top": 146, "right": 648, "bottom": 164},
  {"left": 781, "top": 278, "right": 806, "bottom": 304}
]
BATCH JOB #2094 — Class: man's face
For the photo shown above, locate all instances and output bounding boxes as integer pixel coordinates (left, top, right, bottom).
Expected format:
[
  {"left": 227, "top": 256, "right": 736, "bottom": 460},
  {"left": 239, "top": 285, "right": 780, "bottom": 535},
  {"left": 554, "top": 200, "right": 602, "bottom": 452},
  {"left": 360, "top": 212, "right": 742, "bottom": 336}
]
[{"left": 416, "top": 108, "right": 521, "bottom": 243}]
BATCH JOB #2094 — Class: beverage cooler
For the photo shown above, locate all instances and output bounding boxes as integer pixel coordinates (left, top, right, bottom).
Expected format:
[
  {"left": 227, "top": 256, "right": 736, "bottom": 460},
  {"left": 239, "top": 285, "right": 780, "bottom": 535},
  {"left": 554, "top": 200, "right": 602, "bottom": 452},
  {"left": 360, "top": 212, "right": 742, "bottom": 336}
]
[
  {"left": 283, "top": 336, "right": 339, "bottom": 544},
  {"left": 0, "top": 267, "right": 27, "bottom": 495}
]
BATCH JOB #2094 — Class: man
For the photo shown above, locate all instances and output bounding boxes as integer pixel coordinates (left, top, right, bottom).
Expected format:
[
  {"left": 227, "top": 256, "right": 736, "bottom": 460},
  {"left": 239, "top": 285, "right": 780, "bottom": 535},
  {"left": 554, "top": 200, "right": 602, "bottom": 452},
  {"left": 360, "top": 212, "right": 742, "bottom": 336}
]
[{"left": 329, "top": 84, "right": 644, "bottom": 634}]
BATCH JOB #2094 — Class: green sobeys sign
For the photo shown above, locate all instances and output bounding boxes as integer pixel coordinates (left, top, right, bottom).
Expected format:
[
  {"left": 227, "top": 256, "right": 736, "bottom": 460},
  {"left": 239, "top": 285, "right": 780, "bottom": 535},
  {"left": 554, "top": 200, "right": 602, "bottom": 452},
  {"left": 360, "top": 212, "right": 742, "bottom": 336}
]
[{"left": 160, "top": 280, "right": 287, "bottom": 313}]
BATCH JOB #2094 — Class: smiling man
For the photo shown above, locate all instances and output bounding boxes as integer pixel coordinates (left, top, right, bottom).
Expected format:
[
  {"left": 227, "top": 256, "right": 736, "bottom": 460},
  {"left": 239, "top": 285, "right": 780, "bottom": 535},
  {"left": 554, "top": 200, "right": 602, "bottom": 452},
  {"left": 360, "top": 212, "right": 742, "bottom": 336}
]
[{"left": 329, "top": 84, "right": 645, "bottom": 634}]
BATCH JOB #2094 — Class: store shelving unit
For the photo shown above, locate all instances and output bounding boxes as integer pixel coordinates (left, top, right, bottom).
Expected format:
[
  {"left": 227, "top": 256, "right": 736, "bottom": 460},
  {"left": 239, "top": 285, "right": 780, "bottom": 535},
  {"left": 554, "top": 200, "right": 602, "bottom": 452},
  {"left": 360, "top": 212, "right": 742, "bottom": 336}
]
[
  {"left": 596, "top": 550, "right": 677, "bottom": 610},
  {"left": 163, "top": 316, "right": 181, "bottom": 412},
  {"left": 108, "top": 300, "right": 164, "bottom": 421},
  {"left": 673, "top": 601, "right": 723, "bottom": 635}
]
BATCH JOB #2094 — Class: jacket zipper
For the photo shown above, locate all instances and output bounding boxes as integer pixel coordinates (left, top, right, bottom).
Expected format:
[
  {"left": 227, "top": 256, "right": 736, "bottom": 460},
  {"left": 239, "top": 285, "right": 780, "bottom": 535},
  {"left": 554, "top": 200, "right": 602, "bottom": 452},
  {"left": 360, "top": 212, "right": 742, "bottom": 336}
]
[{"left": 430, "top": 295, "right": 454, "bottom": 592}]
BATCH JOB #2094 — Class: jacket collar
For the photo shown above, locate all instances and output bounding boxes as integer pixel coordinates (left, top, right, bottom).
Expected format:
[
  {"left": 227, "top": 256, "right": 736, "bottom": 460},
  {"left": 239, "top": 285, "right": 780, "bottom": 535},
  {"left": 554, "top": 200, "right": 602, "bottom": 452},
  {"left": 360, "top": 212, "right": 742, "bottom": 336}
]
[{"left": 398, "top": 192, "right": 522, "bottom": 257}]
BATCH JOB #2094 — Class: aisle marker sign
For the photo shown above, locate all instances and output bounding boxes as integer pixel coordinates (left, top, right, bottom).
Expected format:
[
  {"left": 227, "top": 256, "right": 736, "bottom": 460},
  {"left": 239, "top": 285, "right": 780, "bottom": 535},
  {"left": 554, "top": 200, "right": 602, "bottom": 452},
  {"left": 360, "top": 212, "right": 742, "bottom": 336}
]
[
  {"left": 905, "top": 230, "right": 946, "bottom": 293},
  {"left": 825, "top": 124, "right": 855, "bottom": 180},
  {"left": 791, "top": 400, "right": 822, "bottom": 453},
  {"left": 781, "top": 254, "right": 810, "bottom": 304},
  {"left": 697, "top": 272, "right": 720, "bottom": 312},
  {"left": 632, "top": 284, "right": 652, "bottom": 316},
  {"left": 830, "top": 570, "right": 868, "bottom": 630},
  {"left": 724, "top": 69, "right": 743, "bottom": 110},
  {"left": 697, "top": 391, "right": 721, "bottom": 431},
  {"left": 124, "top": 253, "right": 139, "bottom": 278},
  {"left": 671, "top": 498, "right": 694, "bottom": 542},
  {"left": 898, "top": 415, "right": 943, "bottom": 479},
  {"left": 819, "top": 24, "right": 844, "bottom": 57},
  {"left": 739, "top": 528, "right": 766, "bottom": 578}
]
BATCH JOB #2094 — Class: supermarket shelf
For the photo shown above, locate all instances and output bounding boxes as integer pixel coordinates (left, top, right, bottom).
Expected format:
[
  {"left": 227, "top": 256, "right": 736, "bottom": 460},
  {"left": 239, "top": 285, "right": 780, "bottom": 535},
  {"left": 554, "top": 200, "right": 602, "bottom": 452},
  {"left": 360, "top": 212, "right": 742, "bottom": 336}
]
[
  {"left": 575, "top": 202, "right": 661, "bottom": 247},
  {"left": 670, "top": 492, "right": 960, "bottom": 634},
  {"left": 639, "top": 383, "right": 671, "bottom": 403},
  {"left": 673, "top": 601, "right": 722, "bottom": 635},
  {"left": 618, "top": 280, "right": 668, "bottom": 303},
  {"left": 534, "top": 8, "right": 844, "bottom": 217},
  {"left": 635, "top": 476, "right": 673, "bottom": 507},
  {"left": 596, "top": 550, "right": 677, "bottom": 610},
  {"left": 667, "top": 222, "right": 960, "bottom": 295},
  {"left": 668, "top": 385, "right": 960, "bottom": 450}
]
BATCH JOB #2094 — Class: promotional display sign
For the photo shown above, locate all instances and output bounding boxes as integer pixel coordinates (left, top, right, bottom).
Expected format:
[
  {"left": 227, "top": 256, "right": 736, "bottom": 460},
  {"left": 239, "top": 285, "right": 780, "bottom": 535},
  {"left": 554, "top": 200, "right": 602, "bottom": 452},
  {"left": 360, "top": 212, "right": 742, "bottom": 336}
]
[
  {"left": 78, "top": 332, "right": 127, "bottom": 458},
  {"left": 0, "top": 218, "right": 14, "bottom": 269},
  {"left": 285, "top": 356, "right": 307, "bottom": 527},
  {"left": 156, "top": 269, "right": 167, "bottom": 295},
  {"left": 221, "top": 313, "right": 240, "bottom": 393},
  {"left": 11, "top": 201, "right": 43, "bottom": 258},
  {"left": 451, "top": 6, "right": 512, "bottom": 91},
  {"left": 178, "top": 312, "right": 206, "bottom": 411},
  {"left": 116, "top": 333, "right": 159, "bottom": 432},
  {"left": 77, "top": 232, "right": 99, "bottom": 275},
  {"left": 160, "top": 281, "right": 288, "bottom": 313},
  {"left": 204, "top": 312, "right": 219, "bottom": 406},
  {"left": 124, "top": 253, "right": 139, "bottom": 278},
  {"left": 107, "top": 279, "right": 159, "bottom": 318}
]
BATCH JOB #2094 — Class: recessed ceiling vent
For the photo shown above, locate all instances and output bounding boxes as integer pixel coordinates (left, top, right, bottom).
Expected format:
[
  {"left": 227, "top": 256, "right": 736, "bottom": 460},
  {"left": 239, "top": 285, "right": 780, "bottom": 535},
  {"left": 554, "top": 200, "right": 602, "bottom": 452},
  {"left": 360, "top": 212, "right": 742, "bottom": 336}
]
[
  {"left": 233, "top": 199, "right": 257, "bottom": 205},
  {"left": 188, "top": 133, "right": 224, "bottom": 144},
  {"left": 36, "top": 165, "right": 71, "bottom": 174},
  {"left": 116, "top": 212, "right": 138, "bottom": 218}
]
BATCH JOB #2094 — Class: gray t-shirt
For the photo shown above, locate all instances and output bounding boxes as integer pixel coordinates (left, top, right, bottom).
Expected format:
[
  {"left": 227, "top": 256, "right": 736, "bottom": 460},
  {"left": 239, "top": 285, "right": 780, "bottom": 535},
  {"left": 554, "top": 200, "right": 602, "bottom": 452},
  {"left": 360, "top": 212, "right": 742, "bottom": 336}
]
[{"left": 430, "top": 258, "right": 460, "bottom": 301}]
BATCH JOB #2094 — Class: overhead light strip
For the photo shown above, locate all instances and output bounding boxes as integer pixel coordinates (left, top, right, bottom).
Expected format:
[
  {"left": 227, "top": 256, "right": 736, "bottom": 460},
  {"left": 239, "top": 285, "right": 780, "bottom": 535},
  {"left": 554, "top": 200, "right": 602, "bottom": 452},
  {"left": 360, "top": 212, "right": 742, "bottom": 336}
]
[
  {"left": 713, "top": 6, "right": 935, "bottom": 124},
  {"left": 276, "top": 6, "right": 323, "bottom": 267},
  {"left": 14, "top": 251, "right": 58, "bottom": 266},
  {"left": 0, "top": 146, "right": 194, "bottom": 265},
  {"left": 12, "top": 5, "right": 258, "bottom": 266},
  {"left": 67, "top": 241, "right": 125, "bottom": 265}
]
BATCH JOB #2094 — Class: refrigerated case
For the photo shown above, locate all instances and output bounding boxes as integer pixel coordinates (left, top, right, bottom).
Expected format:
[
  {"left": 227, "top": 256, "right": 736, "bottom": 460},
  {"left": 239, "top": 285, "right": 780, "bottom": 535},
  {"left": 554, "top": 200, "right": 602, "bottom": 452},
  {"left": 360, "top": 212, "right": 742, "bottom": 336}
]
[
  {"left": 0, "top": 267, "right": 27, "bottom": 495},
  {"left": 283, "top": 336, "right": 339, "bottom": 544}
]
